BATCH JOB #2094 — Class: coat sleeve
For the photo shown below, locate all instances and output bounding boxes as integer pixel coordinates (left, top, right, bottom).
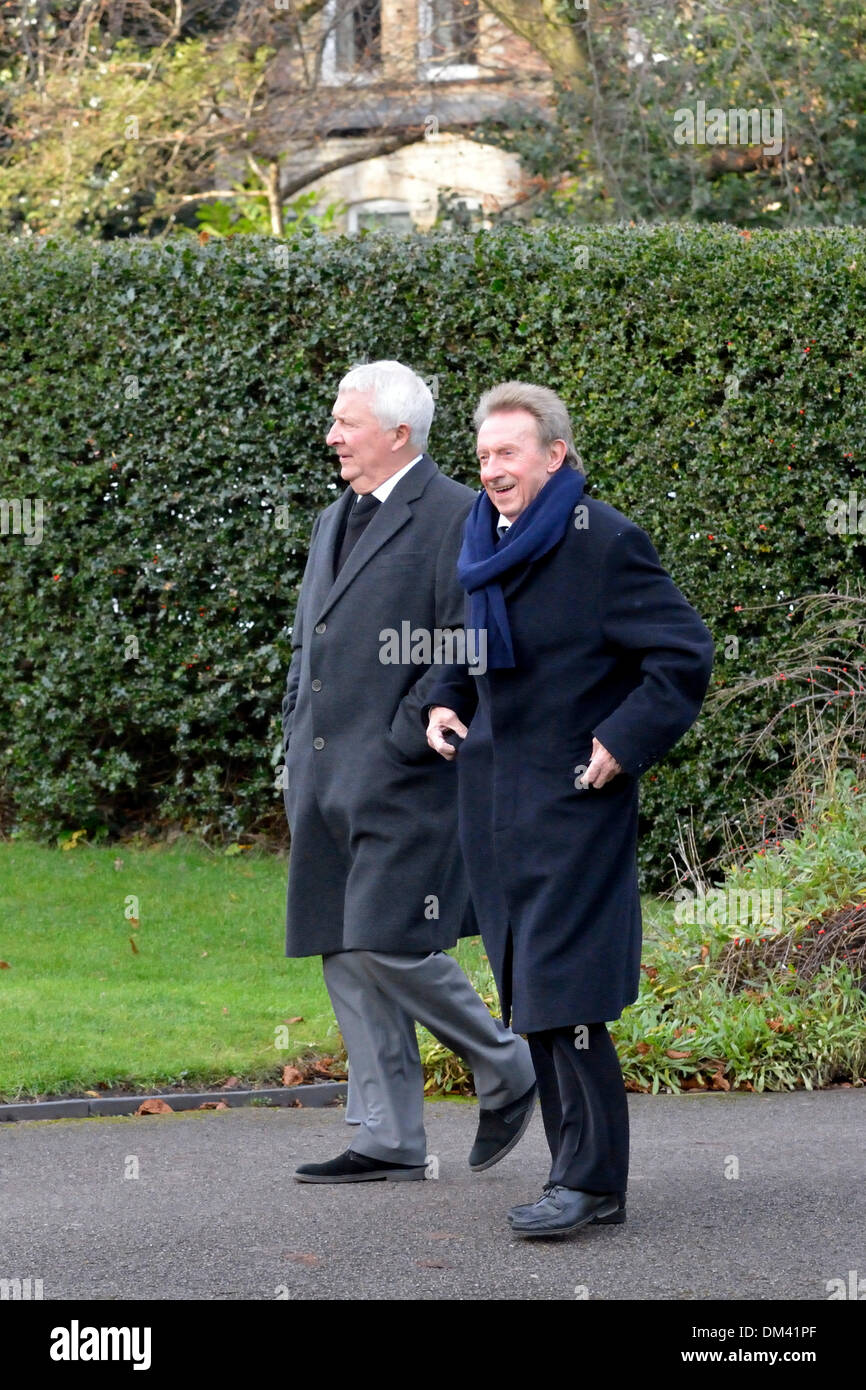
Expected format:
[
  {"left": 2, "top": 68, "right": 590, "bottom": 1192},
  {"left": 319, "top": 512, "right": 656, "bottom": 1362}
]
[
  {"left": 421, "top": 588, "right": 479, "bottom": 730},
  {"left": 280, "top": 513, "right": 321, "bottom": 755},
  {"left": 423, "top": 660, "right": 479, "bottom": 729},
  {"left": 591, "top": 524, "right": 715, "bottom": 778},
  {"left": 390, "top": 501, "right": 479, "bottom": 756}
]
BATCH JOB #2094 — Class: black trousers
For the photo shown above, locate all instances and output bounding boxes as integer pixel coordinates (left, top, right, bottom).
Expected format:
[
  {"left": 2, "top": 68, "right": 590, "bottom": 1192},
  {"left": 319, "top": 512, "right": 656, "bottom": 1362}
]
[{"left": 527, "top": 1023, "right": 629, "bottom": 1194}]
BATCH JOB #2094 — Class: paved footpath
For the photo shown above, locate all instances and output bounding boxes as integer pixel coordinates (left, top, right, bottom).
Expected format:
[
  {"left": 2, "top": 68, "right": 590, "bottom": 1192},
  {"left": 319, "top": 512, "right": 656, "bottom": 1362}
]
[{"left": 2, "top": 1091, "right": 864, "bottom": 1301}]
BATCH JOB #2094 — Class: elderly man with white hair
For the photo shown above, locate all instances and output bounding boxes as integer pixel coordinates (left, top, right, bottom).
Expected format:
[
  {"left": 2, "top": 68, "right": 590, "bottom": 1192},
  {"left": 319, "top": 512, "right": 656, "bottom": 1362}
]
[{"left": 281, "top": 361, "right": 536, "bottom": 1184}]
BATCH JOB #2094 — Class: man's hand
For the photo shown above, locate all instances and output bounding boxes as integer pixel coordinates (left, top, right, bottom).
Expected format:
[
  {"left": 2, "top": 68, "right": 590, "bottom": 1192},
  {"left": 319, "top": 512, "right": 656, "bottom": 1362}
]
[
  {"left": 578, "top": 738, "right": 623, "bottom": 789},
  {"left": 426, "top": 706, "right": 468, "bottom": 760}
]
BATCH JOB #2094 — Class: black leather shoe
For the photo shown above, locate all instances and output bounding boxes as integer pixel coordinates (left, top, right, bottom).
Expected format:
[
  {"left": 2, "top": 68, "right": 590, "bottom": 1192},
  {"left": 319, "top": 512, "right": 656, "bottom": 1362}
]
[
  {"left": 469, "top": 1083, "right": 537, "bottom": 1171},
  {"left": 509, "top": 1186, "right": 620, "bottom": 1236},
  {"left": 294, "top": 1148, "right": 426, "bottom": 1183},
  {"left": 508, "top": 1186, "right": 626, "bottom": 1225},
  {"left": 508, "top": 1181, "right": 556, "bottom": 1222}
]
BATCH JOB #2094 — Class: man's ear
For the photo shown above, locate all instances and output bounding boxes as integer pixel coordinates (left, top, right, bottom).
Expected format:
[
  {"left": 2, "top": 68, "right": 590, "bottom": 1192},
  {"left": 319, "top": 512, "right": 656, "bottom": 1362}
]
[
  {"left": 392, "top": 422, "right": 412, "bottom": 450},
  {"left": 547, "top": 439, "right": 568, "bottom": 471}
]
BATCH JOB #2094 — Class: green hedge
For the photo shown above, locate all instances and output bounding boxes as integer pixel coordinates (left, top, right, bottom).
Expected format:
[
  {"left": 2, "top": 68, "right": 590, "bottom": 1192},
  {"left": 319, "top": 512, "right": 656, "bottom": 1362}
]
[{"left": 1, "top": 223, "right": 864, "bottom": 887}]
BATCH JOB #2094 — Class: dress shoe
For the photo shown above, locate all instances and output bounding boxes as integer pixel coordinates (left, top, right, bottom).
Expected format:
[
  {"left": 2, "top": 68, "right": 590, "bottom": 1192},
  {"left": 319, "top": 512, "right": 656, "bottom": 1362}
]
[
  {"left": 508, "top": 1184, "right": 626, "bottom": 1225},
  {"left": 509, "top": 1185, "right": 620, "bottom": 1236},
  {"left": 294, "top": 1148, "right": 426, "bottom": 1183},
  {"left": 469, "top": 1082, "right": 537, "bottom": 1171}
]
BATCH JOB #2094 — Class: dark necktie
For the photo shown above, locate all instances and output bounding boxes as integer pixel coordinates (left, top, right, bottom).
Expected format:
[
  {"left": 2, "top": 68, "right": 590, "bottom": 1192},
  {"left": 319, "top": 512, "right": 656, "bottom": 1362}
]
[{"left": 335, "top": 492, "right": 381, "bottom": 577}]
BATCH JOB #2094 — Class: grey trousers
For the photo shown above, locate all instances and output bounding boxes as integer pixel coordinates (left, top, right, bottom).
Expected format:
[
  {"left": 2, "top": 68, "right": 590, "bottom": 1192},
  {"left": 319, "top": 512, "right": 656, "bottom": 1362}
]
[{"left": 323, "top": 949, "right": 536, "bottom": 1166}]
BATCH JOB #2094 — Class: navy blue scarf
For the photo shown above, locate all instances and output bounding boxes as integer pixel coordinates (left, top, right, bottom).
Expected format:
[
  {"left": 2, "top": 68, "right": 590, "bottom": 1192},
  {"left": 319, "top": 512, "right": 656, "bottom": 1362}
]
[{"left": 457, "top": 465, "right": 587, "bottom": 669}]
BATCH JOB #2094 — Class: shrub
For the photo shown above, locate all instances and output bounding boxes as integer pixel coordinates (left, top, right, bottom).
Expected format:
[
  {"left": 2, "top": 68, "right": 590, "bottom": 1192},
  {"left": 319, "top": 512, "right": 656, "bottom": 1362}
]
[{"left": 1, "top": 223, "right": 864, "bottom": 886}]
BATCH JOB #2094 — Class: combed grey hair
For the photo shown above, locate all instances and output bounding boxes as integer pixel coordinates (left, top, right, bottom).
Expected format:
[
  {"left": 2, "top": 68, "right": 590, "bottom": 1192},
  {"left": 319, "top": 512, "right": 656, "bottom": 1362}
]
[
  {"left": 473, "top": 381, "right": 584, "bottom": 473},
  {"left": 338, "top": 360, "right": 434, "bottom": 450}
]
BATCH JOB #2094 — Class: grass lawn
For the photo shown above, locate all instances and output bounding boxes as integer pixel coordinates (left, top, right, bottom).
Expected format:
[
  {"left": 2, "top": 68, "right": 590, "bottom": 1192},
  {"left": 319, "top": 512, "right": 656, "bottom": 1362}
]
[
  {"left": 4, "top": 835, "right": 861, "bottom": 1097},
  {"left": 6, "top": 775, "right": 866, "bottom": 1098},
  {"left": 0, "top": 838, "right": 535, "bottom": 1100}
]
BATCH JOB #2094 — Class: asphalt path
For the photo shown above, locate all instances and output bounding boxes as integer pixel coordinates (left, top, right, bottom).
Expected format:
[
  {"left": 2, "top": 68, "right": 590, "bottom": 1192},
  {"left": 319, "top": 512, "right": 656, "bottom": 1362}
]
[{"left": 2, "top": 1090, "right": 864, "bottom": 1301}]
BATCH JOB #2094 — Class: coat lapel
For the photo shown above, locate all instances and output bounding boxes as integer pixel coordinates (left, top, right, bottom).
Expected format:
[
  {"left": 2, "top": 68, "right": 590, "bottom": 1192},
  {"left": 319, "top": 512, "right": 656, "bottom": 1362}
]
[
  {"left": 314, "top": 454, "right": 437, "bottom": 623},
  {"left": 303, "top": 488, "right": 353, "bottom": 629}
]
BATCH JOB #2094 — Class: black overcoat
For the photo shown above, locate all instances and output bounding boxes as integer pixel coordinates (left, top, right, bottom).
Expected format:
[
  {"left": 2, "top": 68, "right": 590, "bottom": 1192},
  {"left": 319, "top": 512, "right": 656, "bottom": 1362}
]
[
  {"left": 427, "top": 494, "right": 715, "bottom": 1032},
  {"left": 281, "top": 454, "right": 477, "bottom": 957}
]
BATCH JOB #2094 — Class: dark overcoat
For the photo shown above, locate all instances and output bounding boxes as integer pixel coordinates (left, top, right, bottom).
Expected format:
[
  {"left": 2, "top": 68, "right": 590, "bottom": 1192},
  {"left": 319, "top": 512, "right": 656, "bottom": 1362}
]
[
  {"left": 427, "top": 494, "right": 715, "bottom": 1032},
  {"left": 281, "top": 453, "right": 476, "bottom": 957}
]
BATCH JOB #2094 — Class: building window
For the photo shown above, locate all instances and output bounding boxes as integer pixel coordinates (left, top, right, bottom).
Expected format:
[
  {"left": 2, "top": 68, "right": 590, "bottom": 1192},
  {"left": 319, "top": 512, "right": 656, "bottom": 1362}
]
[
  {"left": 322, "top": 0, "right": 382, "bottom": 80},
  {"left": 418, "top": 0, "right": 479, "bottom": 75},
  {"left": 336, "top": 0, "right": 382, "bottom": 71},
  {"left": 347, "top": 200, "right": 414, "bottom": 234}
]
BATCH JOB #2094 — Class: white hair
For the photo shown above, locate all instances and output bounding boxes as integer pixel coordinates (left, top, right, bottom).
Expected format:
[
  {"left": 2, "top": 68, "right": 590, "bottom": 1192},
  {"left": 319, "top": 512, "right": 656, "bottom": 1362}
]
[{"left": 338, "top": 360, "right": 434, "bottom": 450}]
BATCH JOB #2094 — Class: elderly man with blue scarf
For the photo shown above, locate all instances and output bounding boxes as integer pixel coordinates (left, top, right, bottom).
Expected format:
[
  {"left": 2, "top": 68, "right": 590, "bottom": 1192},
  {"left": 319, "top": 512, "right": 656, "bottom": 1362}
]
[{"left": 425, "top": 382, "right": 715, "bottom": 1237}]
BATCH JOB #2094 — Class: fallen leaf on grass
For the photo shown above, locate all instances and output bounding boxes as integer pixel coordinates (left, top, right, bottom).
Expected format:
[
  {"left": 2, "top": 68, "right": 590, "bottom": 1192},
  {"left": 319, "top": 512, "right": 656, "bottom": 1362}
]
[
  {"left": 282, "top": 1066, "right": 303, "bottom": 1086},
  {"left": 680, "top": 1075, "right": 706, "bottom": 1090},
  {"left": 285, "top": 1016, "right": 304, "bottom": 1024},
  {"left": 198, "top": 1100, "right": 229, "bottom": 1110},
  {"left": 666, "top": 1049, "right": 692, "bottom": 1059},
  {"left": 83, "top": 1090, "right": 101, "bottom": 1098},
  {"left": 709, "top": 1068, "right": 731, "bottom": 1091},
  {"left": 129, "top": 937, "right": 139, "bottom": 954},
  {"left": 635, "top": 1041, "right": 651, "bottom": 1055},
  {"left": 221, "top": 1076, "right": 240, "bottom": 1088},
  {"left": 136, "top": 1098, "right": 173, "bottom": 1115},
  {"left": 312, "top": 1059, "right": 345, "bottom": 1078},
  {"left": 128, "top": 917, "right": 139, "bottom": 929},
  {"left": 0, "top": 961, "right": 10, "bottom": 969}
]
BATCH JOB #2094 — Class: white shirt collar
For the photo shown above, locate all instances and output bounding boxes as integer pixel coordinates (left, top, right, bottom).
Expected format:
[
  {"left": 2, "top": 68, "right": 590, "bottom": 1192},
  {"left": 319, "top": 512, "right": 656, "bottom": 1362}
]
[
  {"left": 368, "top": 453, "right": 424, "bottom": 504},
  {"left": 496, "top": 514, "right": 512, "bottom": 535}
]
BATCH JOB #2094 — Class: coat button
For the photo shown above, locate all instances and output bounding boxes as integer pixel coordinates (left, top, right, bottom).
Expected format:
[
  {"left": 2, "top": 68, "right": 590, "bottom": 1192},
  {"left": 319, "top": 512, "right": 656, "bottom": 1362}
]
[
  {"left": 311, "top": 679, "right": 322, "bottom": 691},
  {"left": 314, "top": 622, "right": 326, "bottom": 634},
  {"left": 313, "top": 736, "right": 325, "bottom": 750}
]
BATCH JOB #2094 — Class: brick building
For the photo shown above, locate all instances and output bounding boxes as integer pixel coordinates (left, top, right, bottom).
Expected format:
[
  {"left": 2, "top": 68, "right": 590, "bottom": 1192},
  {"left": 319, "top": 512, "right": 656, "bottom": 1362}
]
[{"left": 266, "top": 0, "right": 552, "bottom": 231}]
